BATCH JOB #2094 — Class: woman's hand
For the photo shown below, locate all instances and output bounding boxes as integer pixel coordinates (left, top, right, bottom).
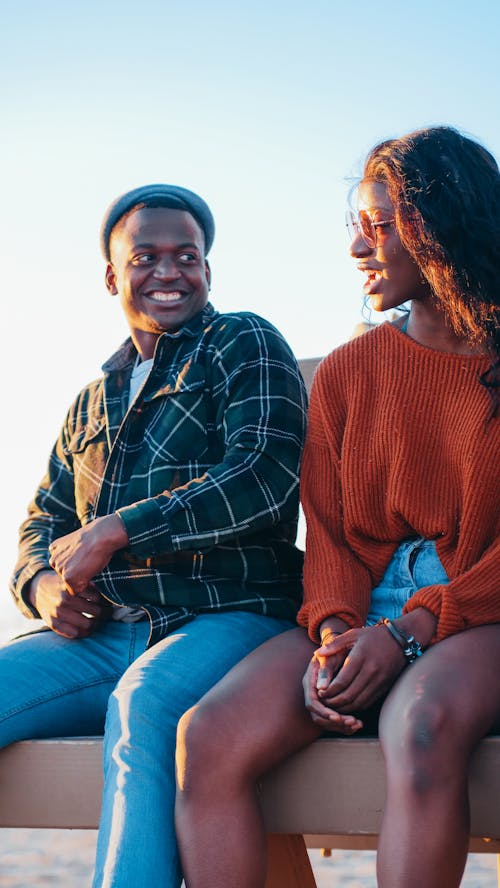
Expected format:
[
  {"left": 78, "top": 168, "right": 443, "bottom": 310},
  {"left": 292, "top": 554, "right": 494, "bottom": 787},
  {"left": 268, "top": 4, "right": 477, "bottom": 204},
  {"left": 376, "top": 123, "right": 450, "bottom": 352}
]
[
  {"left": 315, "top": 625, "right": 407, "bottom": 714},
  {"left": 302, "top": 631, "right": 364, "bottom": 734}
]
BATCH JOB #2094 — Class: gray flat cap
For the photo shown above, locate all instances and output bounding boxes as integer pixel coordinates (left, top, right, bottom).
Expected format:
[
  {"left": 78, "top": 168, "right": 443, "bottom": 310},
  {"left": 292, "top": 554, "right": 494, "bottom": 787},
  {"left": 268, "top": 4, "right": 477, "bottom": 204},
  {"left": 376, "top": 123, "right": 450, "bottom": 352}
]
[{"left": 100, "top": 184, "right": 215, "bottom": 259}]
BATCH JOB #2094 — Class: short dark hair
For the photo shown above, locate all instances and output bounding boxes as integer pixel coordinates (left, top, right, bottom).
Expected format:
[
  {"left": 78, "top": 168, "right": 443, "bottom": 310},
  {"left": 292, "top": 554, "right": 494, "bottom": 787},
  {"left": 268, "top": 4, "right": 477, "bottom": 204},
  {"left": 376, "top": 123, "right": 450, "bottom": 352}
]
[{"left": 364, "top": 126, "right": 500, "bottom": 414}]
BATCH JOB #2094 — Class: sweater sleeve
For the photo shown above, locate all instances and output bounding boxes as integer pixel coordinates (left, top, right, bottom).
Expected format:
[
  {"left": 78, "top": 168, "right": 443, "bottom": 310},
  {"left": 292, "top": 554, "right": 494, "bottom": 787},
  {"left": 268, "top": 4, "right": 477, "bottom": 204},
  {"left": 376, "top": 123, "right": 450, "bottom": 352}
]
[
  {"left": 297, "top": 359, "right": 372, "bottom": 643},
  {"left": 404, "top": 534, "right": 500, "bottom": 640}
]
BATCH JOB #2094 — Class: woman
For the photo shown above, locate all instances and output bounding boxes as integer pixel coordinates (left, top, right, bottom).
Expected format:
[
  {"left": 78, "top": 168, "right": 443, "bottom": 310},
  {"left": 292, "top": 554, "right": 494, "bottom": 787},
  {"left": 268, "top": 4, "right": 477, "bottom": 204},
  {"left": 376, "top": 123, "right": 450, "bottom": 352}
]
[{"left": 175, "top": 126, "right": 500, "bottom": 888}]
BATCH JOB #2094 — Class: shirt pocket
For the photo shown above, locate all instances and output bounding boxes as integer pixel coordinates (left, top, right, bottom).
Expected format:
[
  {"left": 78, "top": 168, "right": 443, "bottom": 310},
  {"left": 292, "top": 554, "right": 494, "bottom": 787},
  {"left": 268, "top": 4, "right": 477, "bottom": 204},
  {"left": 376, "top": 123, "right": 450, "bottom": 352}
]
[
  {"left": 62, "top": 418, "right": 108, "bottom": 523},
  {"left": 141, "top": 363, "right": 210, "bottom": 464},
  {"left": 63, "top": 418, "right": 107, "bottom": 455}
]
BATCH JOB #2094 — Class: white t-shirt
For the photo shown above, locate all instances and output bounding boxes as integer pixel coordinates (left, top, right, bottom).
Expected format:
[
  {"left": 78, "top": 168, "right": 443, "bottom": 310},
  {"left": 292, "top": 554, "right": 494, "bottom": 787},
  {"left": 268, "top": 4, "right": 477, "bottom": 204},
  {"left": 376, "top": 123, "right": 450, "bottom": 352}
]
[
  {"left": 128, "top": 356, "right": 154, "bottom": 408},
  {"left": 112, "top": 356, "right": 154, "bottom": 623}
]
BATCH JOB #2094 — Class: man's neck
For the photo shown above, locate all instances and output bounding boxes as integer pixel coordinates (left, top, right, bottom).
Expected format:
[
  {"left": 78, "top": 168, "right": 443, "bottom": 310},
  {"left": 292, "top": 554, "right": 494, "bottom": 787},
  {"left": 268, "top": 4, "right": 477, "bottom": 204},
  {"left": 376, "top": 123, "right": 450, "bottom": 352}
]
[{"left": 131, "top": 331, "right": 160, "bottom": 362}]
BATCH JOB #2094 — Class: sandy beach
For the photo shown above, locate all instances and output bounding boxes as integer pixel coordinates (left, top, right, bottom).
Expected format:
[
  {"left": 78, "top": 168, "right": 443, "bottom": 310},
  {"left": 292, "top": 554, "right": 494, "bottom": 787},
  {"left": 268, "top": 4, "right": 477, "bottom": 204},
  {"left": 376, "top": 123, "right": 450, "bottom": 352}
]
[{"left": 0, "top": 830, "right": 497, "bottom": 887}]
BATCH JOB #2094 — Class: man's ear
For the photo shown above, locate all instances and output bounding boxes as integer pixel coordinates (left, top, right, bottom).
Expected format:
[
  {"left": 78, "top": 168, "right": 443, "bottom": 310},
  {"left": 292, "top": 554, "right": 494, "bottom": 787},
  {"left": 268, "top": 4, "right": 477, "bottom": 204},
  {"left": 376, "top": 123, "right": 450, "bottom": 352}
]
[
  {"left": 205, "top": 260, "right": 211, "bottom": 290},
  {"left": 105, "top": 263, "right": 118, "bottom": 295}
]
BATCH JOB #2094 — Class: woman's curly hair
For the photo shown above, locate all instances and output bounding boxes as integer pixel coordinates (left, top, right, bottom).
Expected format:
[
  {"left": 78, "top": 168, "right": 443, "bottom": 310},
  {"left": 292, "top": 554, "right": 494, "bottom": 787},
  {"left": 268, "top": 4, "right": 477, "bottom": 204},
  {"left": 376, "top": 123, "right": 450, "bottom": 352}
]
[{"left": 364, "top": 126, "right": 500, "bottom": 415}]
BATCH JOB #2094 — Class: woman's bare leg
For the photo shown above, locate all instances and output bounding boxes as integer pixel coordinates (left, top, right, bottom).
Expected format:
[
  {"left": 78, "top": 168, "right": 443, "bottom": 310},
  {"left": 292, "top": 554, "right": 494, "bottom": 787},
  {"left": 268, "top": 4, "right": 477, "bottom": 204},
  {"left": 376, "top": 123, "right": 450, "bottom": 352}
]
[
  {"left": 378, "top": 624, "right": 500, "bottom": 888},
  {"left": 175, "top": 627, "right": 320, "bottom": 888}
]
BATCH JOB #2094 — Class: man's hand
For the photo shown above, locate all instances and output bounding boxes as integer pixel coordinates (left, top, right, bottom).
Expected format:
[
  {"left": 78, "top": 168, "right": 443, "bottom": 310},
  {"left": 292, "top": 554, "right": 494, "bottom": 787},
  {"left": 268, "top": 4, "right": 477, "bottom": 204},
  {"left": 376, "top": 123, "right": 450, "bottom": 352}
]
[
  {"left": 48, "top": 514, "right": 129, "bottom": 596},
  {"left": 28, "top": 570, "right": 110, "bottom": 639}
]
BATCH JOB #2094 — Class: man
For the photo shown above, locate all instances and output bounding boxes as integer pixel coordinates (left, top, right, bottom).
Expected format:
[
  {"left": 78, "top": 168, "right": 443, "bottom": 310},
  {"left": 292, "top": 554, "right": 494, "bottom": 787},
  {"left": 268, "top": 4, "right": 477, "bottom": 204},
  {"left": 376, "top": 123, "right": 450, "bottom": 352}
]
[{"left": 5, "top": 185, "right": 307, "bottom": 887}]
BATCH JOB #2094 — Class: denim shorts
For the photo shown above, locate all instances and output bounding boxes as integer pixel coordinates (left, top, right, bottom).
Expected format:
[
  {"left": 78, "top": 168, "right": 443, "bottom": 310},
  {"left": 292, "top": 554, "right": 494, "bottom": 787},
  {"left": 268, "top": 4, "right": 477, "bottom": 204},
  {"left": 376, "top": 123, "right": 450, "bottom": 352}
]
[{"left": 366, "top": 538, "right": 449, "bottom": 626}]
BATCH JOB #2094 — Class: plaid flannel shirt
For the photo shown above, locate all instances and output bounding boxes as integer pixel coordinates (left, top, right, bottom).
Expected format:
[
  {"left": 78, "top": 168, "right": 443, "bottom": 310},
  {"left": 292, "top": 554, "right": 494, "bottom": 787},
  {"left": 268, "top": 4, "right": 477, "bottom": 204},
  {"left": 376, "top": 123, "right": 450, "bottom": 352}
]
[{"left": 11, "top": 304, "right": 307, "bottom": 646}]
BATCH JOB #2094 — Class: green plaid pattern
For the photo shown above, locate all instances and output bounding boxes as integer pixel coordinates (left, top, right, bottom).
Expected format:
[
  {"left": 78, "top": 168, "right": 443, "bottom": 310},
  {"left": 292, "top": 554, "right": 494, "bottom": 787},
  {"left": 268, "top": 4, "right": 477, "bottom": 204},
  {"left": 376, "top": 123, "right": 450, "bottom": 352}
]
[{"left": 11, "top": 304, "right": 307, "bottom": 646}]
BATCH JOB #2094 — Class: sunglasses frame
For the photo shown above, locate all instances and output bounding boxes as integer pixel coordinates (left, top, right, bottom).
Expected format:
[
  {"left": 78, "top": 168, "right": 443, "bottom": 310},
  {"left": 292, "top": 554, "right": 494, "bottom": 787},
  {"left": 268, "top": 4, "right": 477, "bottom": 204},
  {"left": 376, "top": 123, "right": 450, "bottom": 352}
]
[{"left": 345, "top": 207, "right": 395, "bottom": 249}]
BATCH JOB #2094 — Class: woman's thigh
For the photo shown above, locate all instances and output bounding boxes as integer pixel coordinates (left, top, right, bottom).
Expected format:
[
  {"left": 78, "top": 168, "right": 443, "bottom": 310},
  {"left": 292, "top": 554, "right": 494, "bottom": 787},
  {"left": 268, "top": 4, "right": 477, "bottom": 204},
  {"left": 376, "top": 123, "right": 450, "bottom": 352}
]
[
  {"left": 177, "top": 627, "right": 321, "bottom": 781},
  {"left": 0, "top": 622, "right": 150, "bottom": 744},
  {"left": 380, "top": 624, "right": 500, "bottom": 759}
]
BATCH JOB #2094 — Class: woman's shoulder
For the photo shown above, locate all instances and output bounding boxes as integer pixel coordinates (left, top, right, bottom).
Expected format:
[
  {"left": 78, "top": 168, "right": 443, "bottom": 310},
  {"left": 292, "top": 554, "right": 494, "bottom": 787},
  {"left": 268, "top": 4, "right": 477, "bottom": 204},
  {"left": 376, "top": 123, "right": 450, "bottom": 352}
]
[
  {"left": 318, "top": 322, "right": 391, "bottom": 377},
  {"left": 307, "top": 325, "right": 392, "bottom": 414}
]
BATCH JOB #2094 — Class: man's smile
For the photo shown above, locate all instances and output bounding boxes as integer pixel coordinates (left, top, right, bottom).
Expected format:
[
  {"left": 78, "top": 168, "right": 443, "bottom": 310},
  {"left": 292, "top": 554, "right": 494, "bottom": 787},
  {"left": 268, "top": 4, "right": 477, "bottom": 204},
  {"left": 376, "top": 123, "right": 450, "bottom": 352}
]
[{"left": 146, "top": 290, "right": 186, "bottom": 304}]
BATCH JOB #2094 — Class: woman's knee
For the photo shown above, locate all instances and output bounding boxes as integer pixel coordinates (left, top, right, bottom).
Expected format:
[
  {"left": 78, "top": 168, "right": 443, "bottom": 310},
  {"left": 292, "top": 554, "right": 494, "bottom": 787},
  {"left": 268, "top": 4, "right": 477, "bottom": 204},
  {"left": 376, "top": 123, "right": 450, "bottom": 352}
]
[
  {"left": 176, "top": 697, "right": 249, "bottom": 797},
  {"left": 380, "top": 691, "right": 465, "bottom": 794}
]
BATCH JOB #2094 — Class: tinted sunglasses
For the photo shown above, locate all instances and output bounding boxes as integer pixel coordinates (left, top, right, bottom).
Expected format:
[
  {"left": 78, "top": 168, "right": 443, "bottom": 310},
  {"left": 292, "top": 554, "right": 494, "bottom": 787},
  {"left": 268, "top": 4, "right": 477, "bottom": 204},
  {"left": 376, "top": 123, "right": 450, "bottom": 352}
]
[{"left": 345, "top": 206, "right": 395, "bottom": 249}]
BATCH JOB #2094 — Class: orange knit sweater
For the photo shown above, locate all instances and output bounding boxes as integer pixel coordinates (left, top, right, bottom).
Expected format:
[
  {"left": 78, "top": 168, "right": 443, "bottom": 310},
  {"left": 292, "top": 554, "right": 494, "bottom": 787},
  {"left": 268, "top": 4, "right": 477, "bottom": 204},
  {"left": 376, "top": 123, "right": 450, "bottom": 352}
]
[{"left": 298, "top": 322, "right": 500, "bottom": 643}]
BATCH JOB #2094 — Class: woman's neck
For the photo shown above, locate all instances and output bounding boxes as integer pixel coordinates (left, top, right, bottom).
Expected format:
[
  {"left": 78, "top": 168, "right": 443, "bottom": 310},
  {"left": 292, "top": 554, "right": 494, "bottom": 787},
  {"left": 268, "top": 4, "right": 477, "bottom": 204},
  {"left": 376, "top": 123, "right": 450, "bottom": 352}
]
[{"left": 404, "top": 298, "right": 482, "bottom": 356}]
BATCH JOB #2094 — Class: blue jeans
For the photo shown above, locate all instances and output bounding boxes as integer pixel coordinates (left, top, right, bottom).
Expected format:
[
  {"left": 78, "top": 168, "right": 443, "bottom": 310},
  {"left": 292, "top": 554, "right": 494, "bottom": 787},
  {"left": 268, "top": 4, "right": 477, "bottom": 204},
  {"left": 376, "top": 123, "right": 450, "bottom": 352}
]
[
  {"left": 366, "top": 538, "right": 449, "bottom": 625},
  {"left": 0, "top": 611, "right": 292, "bottom": 887}
]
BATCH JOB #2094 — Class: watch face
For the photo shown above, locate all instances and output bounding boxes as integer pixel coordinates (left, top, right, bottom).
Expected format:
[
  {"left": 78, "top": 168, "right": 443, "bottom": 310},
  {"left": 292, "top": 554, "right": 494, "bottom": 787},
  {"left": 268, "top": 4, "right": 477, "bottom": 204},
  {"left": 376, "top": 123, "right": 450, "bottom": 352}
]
[{"left": 404, "top": 637, "right": 423, "bottom": 661}]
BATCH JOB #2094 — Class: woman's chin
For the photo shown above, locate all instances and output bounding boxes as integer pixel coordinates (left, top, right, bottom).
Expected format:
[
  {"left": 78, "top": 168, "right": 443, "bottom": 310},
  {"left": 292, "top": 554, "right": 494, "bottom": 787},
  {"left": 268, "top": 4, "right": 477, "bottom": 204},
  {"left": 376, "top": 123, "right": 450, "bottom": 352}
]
[
  {"left": 370, "top": 295, "right": 385, "bottom": 312},
  {"left": 370, "top": 292, "right": 401, "bottom": 314}
]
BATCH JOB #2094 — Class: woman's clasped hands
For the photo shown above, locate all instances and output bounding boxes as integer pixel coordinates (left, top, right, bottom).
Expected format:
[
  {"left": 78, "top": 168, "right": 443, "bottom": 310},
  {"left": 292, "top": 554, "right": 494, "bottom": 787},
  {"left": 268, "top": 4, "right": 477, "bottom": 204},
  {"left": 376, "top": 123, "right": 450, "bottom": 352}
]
[{"left": 303, "top": 621, "right": 408, "bottom": 734}]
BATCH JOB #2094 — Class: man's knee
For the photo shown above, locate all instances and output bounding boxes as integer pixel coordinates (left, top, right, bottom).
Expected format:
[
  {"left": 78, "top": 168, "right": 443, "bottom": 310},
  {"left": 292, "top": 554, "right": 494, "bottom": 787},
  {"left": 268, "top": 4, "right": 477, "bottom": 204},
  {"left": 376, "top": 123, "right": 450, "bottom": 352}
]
[{"left": 103, "top": 658, "right": 192, "bottom": 765}]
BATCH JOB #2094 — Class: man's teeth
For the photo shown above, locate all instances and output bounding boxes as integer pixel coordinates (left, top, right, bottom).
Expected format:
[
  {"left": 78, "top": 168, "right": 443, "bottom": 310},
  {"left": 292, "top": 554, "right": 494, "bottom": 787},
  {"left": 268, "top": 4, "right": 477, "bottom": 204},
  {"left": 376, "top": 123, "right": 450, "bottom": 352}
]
[{"left": 150, "top": 291, "right": 183, "bottom": 303}]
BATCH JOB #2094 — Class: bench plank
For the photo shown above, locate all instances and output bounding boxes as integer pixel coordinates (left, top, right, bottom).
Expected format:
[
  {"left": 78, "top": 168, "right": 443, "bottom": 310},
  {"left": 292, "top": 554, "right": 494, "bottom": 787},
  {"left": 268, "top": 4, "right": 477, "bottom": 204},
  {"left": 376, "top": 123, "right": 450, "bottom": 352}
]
[
  {"left": 1, "top": 736, "right": 500, "bottom": 841},
  {"left": 0, "top": 739, "right": 103, "bottom": 829},
  {"left": 259, "top": 736, "right": 500, "bottom": 840},
  {"left": 2, "top": 737, "right": 499, "bottom": 888}
]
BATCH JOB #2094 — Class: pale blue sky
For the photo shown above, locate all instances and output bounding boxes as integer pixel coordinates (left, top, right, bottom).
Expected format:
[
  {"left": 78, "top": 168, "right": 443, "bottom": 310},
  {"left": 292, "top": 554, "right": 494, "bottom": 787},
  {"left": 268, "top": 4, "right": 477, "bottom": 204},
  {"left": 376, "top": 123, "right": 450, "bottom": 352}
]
[{"left": 1, "top": 0, "right": 499, "bottom": 636}]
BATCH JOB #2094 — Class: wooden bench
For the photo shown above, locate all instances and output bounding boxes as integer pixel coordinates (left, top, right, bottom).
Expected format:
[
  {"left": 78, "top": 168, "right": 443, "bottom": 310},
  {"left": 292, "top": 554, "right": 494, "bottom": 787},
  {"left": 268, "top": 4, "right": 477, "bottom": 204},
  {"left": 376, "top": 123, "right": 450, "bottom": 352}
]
[
  {"left": 0, "top": 736, "right": 499, "bottom": 886},
  {"left": 2, "top": 357, "right": 499, "bottom": 886}
]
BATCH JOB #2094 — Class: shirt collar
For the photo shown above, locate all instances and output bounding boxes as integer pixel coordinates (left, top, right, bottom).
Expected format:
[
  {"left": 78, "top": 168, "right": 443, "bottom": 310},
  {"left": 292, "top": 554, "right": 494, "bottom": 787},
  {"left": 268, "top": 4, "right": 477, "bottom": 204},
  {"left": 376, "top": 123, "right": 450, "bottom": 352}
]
[{"left": 102, "top": 302, "right": 218, "bottom": 373}]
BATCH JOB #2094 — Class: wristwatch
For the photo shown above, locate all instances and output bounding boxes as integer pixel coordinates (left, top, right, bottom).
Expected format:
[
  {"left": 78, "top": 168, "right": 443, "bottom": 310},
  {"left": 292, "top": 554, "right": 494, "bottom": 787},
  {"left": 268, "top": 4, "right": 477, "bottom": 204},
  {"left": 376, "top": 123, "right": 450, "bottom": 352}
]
[{"left": 376, "top": 617, "right": 423, "bottom": 664}]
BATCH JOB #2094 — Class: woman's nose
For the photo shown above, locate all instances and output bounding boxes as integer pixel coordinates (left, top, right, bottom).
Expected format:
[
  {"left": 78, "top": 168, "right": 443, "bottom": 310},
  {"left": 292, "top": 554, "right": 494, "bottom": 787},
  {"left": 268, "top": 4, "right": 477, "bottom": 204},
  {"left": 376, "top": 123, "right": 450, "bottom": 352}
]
[{"left": 349, "top": 230, "right": 373, "bottom": 258}]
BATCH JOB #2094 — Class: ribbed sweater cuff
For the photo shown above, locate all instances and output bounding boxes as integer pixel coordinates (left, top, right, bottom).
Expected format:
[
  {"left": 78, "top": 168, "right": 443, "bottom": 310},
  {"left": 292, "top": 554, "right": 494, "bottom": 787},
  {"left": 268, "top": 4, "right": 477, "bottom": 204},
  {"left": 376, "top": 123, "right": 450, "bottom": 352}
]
[
  {"left": 403, "top": 584, "right": 464, "bottom": 640},
  {"left": 297, "top": 601, "right": 362, "bottom": 644}
]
